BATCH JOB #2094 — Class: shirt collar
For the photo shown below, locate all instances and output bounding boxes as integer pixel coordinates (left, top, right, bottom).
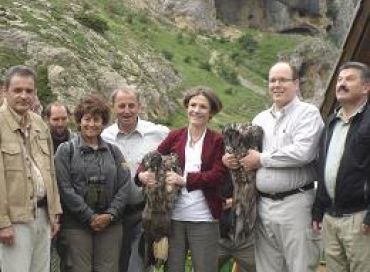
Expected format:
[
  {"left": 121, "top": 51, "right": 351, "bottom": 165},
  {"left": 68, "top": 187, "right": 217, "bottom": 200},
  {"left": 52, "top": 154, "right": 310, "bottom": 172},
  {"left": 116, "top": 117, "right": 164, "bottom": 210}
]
[
  {"left": 77, "top": 134, "right": 109, "bottom": 151},
  {"left": 7, "top": 103, "right": 31, "bottom": 130},
  {"left": 115, "top": 117, "right": 145, "bottom": 137},
  {"left": 335, "top": 100, "right": 368, "bottom": 123},
  {"left": 186, "top": 127, "right": 207, "bottom": 147},
  {"left": 270, "top": 96, "right": 299, "bottom": 118}
]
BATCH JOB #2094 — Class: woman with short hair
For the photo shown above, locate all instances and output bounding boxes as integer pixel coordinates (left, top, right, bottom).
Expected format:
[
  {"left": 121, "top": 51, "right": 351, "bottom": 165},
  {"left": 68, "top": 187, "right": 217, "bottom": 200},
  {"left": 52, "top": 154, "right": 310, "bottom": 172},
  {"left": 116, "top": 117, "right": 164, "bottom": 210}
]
[{"left": 55, "top": 94, "right": 130, "bottom": 272}]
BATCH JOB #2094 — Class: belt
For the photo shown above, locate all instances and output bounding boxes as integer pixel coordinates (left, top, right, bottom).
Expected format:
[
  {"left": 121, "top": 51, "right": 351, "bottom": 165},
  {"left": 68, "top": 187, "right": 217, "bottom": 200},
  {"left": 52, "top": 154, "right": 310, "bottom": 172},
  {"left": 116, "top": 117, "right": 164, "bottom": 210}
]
[
  {"left": 259, "top": 183, "right": 314, "bottom": 201},
  {"left": 327, "top": 210, "right": 353, "bottom": 218},
  {"left": 37, "top": 197, "right": 47, "bottom": 208}
]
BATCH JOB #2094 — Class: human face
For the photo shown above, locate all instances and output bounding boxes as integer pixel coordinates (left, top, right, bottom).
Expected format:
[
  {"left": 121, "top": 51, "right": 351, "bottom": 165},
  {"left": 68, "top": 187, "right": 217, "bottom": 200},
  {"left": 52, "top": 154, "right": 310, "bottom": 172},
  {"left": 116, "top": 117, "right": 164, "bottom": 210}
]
[
  {"left": 79, "top": 113, "right": 104, "bottom": 142},
  {"left": 187, "top": 94, "right": 211, "bottom": 128},
  {"left": 336, "top": 68, "right": 369, "bottom": 106},
  {"left": 5, "top": 75, "right": 36, "bottom": 116},
  {"left": 48, "top": 105, "right": 69, "bottom": 136},
  {"left": 268, "top": 63, "right": 299, "bottom": 109},
  {"left": 113, "top": 91, "right": 140, "bottom": 133}
]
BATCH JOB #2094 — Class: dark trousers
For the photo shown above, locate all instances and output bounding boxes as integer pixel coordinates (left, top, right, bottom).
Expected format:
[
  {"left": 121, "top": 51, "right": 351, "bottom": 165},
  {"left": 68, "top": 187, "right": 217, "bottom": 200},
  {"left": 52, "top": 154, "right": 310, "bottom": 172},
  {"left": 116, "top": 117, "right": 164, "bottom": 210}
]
[
  {"left": 58, "top": 224, "right": 122, "bottom": 272},
  {"left": 120, "top": 211, "right": 144, "bottom": 272}
]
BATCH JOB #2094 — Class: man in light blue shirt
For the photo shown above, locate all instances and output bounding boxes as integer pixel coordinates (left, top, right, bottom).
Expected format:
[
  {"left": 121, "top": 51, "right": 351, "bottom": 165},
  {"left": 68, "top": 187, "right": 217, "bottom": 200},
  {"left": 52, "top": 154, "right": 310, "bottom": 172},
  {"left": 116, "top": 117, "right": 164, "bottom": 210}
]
[{"left": 102, "top": 87, "right": 169, "bottom": 272}]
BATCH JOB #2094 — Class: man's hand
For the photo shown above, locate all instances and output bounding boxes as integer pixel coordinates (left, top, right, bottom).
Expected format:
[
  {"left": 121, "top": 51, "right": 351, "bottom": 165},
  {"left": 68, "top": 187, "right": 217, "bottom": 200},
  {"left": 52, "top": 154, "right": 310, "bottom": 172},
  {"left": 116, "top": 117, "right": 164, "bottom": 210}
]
[
  {"left": 223, "top": 198, "right": 233, "bottom": 210},
  {"left": 166, "top": 171, "right": 186, "bottom": 187},
  {"left": 138, "top": 171, "right": 157, "bottom": 186},
  {"left": 239, "top": 149, "right": 262, "bottom": 171},
  {"left": 222, "top": 153, "right": 239, "bottom": 169},
  {"left": 51, "top": 223, "right": 60, "bottom": 238},
  {"left": 362, "top": 223, "right": 370, "bottom": 235},
  {"left": 312, "top": 220, "right": 322, "bottom": 232},
  {"left": 90, "top": 214, "right": 112, "bottom": 232},
  {"left": 0, "top": 226, "right": 15, "bottom": 246}
]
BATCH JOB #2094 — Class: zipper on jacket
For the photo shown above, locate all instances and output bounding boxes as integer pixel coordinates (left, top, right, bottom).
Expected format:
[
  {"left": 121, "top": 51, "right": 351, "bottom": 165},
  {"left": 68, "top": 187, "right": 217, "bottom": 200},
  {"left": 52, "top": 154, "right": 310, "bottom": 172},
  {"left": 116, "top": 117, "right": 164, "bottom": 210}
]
[
  {"left": 365, "top": 179, "right": 369, "bottom": 204},
  {"left": 323, "top": 122, "right": 336, "bottom": 207}
]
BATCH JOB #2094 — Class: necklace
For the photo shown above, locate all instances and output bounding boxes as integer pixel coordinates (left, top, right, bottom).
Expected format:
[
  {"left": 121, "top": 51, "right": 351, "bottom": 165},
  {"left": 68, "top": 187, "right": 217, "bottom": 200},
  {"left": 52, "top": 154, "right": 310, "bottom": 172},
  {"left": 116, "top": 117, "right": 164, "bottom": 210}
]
[{"left": 190, "top": 135, "right": 201, "bottom": 146}]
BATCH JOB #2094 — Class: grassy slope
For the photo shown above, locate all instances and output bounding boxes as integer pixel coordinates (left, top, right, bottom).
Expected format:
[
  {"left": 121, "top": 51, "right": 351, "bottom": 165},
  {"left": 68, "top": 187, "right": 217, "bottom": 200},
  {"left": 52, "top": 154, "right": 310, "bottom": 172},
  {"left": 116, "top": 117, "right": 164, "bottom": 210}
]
[
  {"left": 1, "top": 0, "right": 303, "bottom": 129},
  {"left": 98, "top": 2, "right": 302, "bottom": 128}
]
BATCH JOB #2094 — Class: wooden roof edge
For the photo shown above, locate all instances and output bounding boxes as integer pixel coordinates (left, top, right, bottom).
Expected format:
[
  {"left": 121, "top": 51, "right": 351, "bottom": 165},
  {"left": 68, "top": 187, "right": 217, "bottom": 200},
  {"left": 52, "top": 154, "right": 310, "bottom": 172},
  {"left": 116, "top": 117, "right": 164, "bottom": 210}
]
[{"left": 320, "top": 0, "right": 367, "bottom": 118}]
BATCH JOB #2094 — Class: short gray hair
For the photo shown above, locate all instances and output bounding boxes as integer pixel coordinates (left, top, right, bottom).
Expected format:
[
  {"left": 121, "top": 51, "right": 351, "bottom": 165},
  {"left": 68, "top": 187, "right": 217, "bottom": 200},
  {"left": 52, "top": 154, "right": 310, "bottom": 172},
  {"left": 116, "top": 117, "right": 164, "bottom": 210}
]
[
  {"left": 4, "top": 65, "right": 36, "bottom": 90},
  {"left": 110, "top": 86, "right": 141, "bottom": 104},
  {"left": 339, "top": 61, "right": 370, "bottom": 83}
]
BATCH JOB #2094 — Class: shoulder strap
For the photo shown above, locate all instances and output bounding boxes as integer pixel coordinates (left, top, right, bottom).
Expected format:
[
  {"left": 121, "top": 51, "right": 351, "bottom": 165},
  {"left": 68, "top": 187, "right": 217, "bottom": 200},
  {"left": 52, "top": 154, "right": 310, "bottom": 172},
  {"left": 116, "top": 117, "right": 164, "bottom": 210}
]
[
  {"left": 68, "top": 139, "right": 76, "bottom": 173},
  {"left": 106, "top": 142, "right": 117, "bottom": 162},
  {"left": 69, "top": 140, "right": 74, "bottom": 163}
]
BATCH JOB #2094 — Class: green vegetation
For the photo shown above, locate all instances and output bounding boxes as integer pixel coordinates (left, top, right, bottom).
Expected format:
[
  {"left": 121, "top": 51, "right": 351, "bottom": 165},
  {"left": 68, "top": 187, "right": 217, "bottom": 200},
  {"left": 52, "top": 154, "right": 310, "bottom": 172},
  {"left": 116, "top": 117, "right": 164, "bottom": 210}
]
[
  {"left": 0, "top": 0, "right": 303, "bottom": 129},
  {"left": 36, "top": 66, "right": 57, "bottom": 107},
  {"left": 0, "top": 47, "right": 27, "bottom": 75},
  {"left": 74, "top": 13, "right": 109, "bottom": 35}
]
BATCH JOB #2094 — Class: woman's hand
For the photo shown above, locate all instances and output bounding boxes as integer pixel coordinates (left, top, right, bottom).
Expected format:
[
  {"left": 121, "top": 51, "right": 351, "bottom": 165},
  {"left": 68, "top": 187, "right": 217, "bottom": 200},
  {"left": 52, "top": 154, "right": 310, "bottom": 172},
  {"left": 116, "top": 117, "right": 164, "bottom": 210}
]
[
  {"left": 138, "top": 171, "right": 157, "bottom": 186},
  {"left": 165, "top": 171, "right": 186, "bottom": 186},
  {"left": 222, "top": 153, "right": 239, "bottom": 169},
  {"left": 90, "top": 214, "right": 112, "bottom": 232}
]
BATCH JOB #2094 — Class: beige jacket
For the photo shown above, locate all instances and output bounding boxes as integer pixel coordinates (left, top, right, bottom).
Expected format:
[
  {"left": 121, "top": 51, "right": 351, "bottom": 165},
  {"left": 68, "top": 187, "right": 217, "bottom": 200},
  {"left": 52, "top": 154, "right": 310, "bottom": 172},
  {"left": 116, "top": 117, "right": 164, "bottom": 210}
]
[{"left": 0, "top": 104, "right": 62, "bottom": 228}]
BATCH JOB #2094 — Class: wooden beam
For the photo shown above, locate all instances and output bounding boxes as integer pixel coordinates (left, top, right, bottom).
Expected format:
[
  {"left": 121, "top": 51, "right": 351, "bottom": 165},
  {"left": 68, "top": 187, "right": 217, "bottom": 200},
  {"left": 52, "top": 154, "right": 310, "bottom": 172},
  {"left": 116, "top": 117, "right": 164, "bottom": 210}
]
[{"left": 320, "top": 0, "right": 370, "bottom": 119}]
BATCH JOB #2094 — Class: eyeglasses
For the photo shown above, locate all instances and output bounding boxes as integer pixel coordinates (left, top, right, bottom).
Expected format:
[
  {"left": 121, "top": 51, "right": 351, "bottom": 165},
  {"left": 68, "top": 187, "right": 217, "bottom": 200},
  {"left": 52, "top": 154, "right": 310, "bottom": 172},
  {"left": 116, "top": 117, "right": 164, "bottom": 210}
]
[{"left": 268, "top": 78, "right": 295, "bottom": 84}]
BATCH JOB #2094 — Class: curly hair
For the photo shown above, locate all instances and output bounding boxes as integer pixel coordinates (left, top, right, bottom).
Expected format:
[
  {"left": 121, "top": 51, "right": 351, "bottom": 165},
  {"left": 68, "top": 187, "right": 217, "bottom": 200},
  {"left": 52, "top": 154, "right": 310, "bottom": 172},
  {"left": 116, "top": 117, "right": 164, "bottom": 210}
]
[{"left": 74, "top": 94, "right": 110, "bottom": 130}]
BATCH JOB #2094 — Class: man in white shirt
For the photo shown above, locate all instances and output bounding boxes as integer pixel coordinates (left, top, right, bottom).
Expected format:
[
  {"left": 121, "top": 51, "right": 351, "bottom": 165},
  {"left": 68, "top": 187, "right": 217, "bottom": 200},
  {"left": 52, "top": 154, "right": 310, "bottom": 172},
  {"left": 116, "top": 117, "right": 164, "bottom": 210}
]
[
  {"left": 101, "top": 87, "right": 169, "bottom": 272},
  {"left": 224, "top": 62, "right": 324, "bottom": 272}
]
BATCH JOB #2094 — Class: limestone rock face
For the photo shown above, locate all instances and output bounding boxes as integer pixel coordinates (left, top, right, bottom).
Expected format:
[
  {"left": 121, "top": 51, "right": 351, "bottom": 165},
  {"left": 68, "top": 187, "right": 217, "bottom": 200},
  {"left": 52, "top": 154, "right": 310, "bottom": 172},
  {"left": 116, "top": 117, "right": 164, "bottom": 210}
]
[
  {"left": 329, "top": 0, "right": 359, "bottom": 45},
  {"left": 162, "top": 0, "right": 217, "bottom": 32},
  {"left": 125, "top": 0, "right": 218, "bottom": 32},
  {"left": 280, "top": 38, "right": 339, "bottom": 107},
  {"left": 215, "top": 0, "right": 329, "bottom": 35},
  {"left": 276, "top": 0, "right": 321, "bottom": 15}
]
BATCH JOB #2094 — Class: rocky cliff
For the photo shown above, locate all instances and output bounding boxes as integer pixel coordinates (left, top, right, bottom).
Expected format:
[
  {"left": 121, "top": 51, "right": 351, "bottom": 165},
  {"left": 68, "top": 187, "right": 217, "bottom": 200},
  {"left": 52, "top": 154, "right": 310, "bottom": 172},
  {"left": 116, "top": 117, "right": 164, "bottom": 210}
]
[
  {"left": 0, "top": 0, "right": 357, "bottom": 125},
  {"left": 129, "top": 0, "right": 357, "bottom": 45}
]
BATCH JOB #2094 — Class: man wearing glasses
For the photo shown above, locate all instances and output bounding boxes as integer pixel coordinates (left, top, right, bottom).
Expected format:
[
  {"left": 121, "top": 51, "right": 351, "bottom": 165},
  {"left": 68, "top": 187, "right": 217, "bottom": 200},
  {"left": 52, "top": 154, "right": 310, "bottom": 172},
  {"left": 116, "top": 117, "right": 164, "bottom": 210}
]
[{"left": 224, "top": 61, "right": 323, "bottom": 271}]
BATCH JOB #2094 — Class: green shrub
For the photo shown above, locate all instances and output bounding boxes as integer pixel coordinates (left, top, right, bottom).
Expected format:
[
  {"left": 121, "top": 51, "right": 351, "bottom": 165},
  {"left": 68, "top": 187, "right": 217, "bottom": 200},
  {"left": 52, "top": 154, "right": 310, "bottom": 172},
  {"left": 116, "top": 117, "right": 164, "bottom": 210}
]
[
  {"left": 126, "top": 14, "right": 134, "bottom": 24},
  {"left": 75, "top": 13, "right": 109, "bottom": 35},
  {"left": 176, "top": 33, "right": 184, "bottom": 44},
  {"left": 183, "top": 56, "right": 192, "bottom": 63},
  {"left": 105, "top": 2, "right": 126, "bottom": 16},
  {"left": 188, "top": 34, "right": 196, "bottom": 44},
  {"left": 219, "top": 67, "right": 239, "bottom": 85},
  {"left": 224, "top": 87, "right": 237, "bottom": 95},
  {"left": 137, "top": 11, "right": 149, "bottom": 24},
  {"left": 112, "top": 61, "right": 122, "bottom": 70},
  {"left": 162, "top": 50, "right": 174, "bottom": 61},
  {"left": 36, "top": 66, "right": 57, "bottom": 107},
  {"left": 198, "top": 61, "right": 211, "bottom": 71},
  {"left": 238, "top": 33, "right": 258, "bottom": 53}
]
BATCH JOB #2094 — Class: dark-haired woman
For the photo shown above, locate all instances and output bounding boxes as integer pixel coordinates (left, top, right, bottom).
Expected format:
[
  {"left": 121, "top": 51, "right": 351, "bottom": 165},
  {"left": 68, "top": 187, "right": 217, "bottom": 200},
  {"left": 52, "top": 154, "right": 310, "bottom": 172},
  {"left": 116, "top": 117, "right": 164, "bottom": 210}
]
[
  {"left": 137, "top": 86, "right": 228, "bottom": 272},
  {"left": 55, "top": 94, "right": 130, "bottom": 272}
]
